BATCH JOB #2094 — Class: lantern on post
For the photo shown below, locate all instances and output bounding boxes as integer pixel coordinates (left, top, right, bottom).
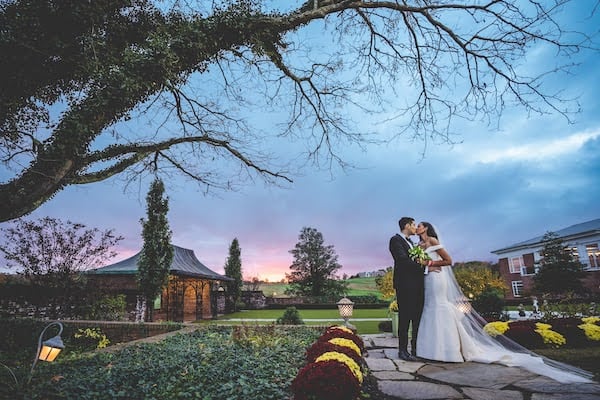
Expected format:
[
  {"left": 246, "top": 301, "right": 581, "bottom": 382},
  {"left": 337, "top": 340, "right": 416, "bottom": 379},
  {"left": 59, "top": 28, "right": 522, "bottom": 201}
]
[
  {"left": 337, "top": 297, "right": 355, "bottom": 330},
  {"left": 28, "top": 322, "right": 65, "bottom": 383}
]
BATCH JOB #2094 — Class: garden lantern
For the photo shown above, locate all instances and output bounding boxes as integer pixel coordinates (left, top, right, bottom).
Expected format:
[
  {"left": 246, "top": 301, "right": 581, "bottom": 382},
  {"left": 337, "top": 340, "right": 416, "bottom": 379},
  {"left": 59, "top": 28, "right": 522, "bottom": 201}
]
[
  {"left": 28, "top": 321, "right": 65, "bottom": 383},
  {"left": 457, "top": 298, "right": 473, "bottom": 314},
  {"left": 337, "top": 297, "right": 355, "bottom": 328}
]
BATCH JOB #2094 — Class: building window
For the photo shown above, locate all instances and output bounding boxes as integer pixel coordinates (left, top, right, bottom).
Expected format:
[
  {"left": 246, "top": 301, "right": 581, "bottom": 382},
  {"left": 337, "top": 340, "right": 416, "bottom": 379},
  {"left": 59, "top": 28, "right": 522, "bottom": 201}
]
[
  {"left": 511, "top": 281, "right": 523, "bottom": 297},
  {"left": 520, "top": 266, "right": 537, "bottom": 276},
  {"left": 567, "top": 246, "right": 580, "bottom": 259},
  {"left": 586, "top": 244, "right": 600, "bottom": 270},
  {"left": 509, "top": 257, "right": 523, "bottom": 274}
]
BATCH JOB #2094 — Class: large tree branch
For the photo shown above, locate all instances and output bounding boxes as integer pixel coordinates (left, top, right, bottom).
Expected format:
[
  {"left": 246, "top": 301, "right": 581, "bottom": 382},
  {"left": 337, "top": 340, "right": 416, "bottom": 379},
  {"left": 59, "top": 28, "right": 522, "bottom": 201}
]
[{"left": 0, "top": 0, "right": 596, "bottom": 221}]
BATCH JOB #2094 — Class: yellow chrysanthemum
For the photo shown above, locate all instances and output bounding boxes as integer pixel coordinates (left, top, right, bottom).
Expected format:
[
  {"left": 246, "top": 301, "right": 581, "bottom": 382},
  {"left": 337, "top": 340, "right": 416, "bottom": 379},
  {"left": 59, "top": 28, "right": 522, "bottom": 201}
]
[
  {"left": 483, "top": 321, "right": 510, "bottom": 337},
  {"left": 582, "top": 316, "right": 600, "bottom": 325},
  {"left": 329, "top": 325, "right": 354, "bottom": 334},
  {"left": 578, "top": 323, "right": 600, "bottom": 341},
  {"left": 315, "top": 351, "right": 363, "bottom": 383},
  {"left": 535, "top": 327, "right": 566, "bottom": 348},
  {"left": 328, "top": 337, "right": 361, "bottom": 356},
  {"left": 535, "top": 322, "right": 552, "bottom": 330}
]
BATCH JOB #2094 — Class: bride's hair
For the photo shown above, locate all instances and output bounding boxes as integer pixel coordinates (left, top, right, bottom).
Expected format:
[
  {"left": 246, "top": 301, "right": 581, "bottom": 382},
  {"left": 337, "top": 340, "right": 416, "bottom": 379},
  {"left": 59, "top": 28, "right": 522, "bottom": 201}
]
[{"left": 421, "top": 222, "right": 438, "bottom": 239}]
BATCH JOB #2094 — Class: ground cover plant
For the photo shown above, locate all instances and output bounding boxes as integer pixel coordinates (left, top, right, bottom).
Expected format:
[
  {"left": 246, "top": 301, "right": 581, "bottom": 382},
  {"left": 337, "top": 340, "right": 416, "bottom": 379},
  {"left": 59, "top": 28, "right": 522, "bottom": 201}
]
[{"left": 6, "top": 325, "right": 323, "bottom": 400}]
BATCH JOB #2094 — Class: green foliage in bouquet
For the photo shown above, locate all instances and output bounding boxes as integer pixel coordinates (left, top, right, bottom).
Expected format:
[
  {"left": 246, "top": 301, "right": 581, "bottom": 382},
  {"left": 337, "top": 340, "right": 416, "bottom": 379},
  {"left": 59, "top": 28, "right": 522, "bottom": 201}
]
[{"left": 408, "top": 246, "right": 431, "bottom": 262}]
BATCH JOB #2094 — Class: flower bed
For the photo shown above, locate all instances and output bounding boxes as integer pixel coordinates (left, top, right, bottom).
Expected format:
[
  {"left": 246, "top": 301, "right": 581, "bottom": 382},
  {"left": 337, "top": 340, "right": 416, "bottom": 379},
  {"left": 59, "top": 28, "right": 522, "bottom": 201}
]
[
  {"left": 4, "top": 325, "right": 322, "bottom": 400},
  {"left": 483, "top": 316, "right": 600, "bottom": 349},
  {"left": 291, "top": 325, "right": 366, "bottom": 400}
]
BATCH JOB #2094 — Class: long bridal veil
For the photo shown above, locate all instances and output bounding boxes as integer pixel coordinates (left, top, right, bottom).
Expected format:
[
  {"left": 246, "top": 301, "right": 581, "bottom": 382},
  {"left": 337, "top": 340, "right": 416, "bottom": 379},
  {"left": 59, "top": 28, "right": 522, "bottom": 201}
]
[
  {"left": 444, "top": 265, "right": 594, "bottom": 383},
  {"left": 430, "top": 225, "right": 594, "bottom": 383}
]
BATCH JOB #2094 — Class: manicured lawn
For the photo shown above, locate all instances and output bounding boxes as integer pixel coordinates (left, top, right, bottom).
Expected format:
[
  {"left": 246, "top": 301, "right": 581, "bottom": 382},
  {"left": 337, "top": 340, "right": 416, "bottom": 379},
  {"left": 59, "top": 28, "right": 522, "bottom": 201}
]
[
  {"left": 257, "top": 276, "right": 383, "bottom": 298},
  {"left": 220, "top": 308, "right": 388, "bottom": 319},
  {"left": 200, "top": 308, "right": 390, "bottom": 334}
]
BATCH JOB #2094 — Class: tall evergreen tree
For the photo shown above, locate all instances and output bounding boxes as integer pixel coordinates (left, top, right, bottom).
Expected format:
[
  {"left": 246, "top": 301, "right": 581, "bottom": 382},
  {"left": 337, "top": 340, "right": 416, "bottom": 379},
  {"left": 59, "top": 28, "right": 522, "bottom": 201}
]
[
  {"left": 286, "top": 227, "right": 347, "bottom": 298},
  {"left": 533, "top": 231, "right": 585, "bottom": 295},
  {"left": 224, "top": 238, "right": 243, "bottom": 312},
  {"left": 137, "top": 178, "right": 173, "bottom": 322}
]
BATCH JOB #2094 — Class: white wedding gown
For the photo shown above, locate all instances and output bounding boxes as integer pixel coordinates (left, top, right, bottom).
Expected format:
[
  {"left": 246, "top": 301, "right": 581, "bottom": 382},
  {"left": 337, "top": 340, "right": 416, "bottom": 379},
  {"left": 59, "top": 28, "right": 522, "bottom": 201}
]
[{"left": 416, "top": 244, "right": 594, "bottom": 383}]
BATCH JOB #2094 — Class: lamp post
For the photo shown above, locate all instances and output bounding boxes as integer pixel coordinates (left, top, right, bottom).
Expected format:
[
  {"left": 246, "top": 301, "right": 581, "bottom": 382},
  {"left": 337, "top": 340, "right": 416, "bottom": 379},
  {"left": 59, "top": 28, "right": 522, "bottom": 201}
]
[
  {"left": 1, "top": 321, "right": 66, "bottom": 393},
  {"left": 337, "top": 297, "right": 355, "bottom": 330},
  {"left": 28, "top": 321, "right": 65, "bottom": 384}
]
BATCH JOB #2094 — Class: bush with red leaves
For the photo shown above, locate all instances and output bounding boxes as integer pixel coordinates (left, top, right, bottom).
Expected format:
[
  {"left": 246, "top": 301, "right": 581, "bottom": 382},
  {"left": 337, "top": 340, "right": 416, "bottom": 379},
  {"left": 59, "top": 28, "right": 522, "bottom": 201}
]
[
  {"left": 305, "top": 340, "right": 362, "bottom": 365},
  {"left": 318, "top": 328, "right": 365, "bottom": 353},
  {"left": 291, "top": 360, "right": 361, "bottom": 400}
]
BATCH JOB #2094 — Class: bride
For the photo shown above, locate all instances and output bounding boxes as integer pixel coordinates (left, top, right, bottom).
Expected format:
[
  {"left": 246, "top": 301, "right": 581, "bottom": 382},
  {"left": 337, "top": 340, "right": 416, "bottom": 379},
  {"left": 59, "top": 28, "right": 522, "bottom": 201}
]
[{"left": 414, "top": 221, "right": 594, "bottom": 383}]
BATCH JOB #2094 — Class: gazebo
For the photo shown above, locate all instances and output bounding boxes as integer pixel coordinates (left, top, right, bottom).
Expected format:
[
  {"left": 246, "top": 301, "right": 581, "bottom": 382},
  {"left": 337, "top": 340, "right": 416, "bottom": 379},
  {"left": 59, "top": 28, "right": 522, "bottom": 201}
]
[{"left": 88, "top": 245, "right": 232, "bottom": 322}]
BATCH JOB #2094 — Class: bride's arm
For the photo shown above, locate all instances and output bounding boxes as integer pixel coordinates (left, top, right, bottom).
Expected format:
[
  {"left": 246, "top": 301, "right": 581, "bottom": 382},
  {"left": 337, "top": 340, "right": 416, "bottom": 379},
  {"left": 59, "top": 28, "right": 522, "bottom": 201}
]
[
  {"left": 428, "top": 237, "right": 452, "bottom": 268},
  {"left": 431, "top": 248, "right": 452, "bottom": 267}
]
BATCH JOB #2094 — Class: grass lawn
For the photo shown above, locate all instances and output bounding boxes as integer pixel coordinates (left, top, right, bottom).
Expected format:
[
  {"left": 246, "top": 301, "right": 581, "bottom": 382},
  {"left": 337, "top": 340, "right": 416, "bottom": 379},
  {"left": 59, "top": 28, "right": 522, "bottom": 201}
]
[
  {"left": 217, "top": 308, "right": 388, "bottom": 319},
  {"left": 200, "top": 308, "right": 390, "bottom": 334},
  {"left": 257, "top": 276, "right": 384, "bottom": 298}
]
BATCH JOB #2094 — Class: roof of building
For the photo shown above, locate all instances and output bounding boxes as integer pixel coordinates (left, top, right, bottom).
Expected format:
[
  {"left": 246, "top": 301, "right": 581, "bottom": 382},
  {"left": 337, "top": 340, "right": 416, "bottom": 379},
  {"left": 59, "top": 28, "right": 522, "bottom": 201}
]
[
  {"left": 89, "top": 245, "right": 233, "bottom": 281},
  {"left": 492, "top": 218, "right": 600, "bottom": 254}
]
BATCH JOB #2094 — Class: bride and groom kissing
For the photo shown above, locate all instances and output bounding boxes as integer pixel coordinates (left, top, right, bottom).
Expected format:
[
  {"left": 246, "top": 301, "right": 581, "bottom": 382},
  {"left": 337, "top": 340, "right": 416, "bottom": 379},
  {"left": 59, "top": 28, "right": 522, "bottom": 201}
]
[
  {"left": 388, "top": 216, "right": 594, "bottom": 383},
  {"left": 389, "top": 216, "right": 450, "bottom": 362}
]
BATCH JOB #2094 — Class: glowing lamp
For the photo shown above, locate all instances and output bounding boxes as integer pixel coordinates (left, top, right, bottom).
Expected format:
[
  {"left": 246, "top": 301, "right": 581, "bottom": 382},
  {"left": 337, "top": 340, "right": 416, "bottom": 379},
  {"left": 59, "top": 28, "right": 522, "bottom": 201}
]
[
  {"left": 38, "top": 333, "right": 65, "bottom": 362},
  {"left": 337, "top": 297, "right": 355, "bottom": 328},
  {"left": 27, "top": 322, "right": 65, "bottom": 384}
]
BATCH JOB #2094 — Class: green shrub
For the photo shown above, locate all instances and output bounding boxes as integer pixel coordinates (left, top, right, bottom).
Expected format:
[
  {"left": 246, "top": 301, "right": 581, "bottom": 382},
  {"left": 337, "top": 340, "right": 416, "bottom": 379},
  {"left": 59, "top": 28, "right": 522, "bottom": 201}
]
[
  {"left": 472, "top": 288, "right": 504, "bottom": 320},
  {"left": 276, "top": 306, "right": 305, "bottom": 325},
  {"left": 86, "top": 295, "right": 127, "bottom": 321},
  {"left": 72, "top": 328, "right": 110, "bottom": 351}
]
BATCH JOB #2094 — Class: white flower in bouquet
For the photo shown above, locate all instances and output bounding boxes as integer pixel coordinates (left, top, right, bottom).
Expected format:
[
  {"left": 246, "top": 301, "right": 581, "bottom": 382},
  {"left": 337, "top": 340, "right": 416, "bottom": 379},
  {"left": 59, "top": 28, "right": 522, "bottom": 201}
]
[{"left": 408, "top": 246, "right": 431, "bottom": 263}]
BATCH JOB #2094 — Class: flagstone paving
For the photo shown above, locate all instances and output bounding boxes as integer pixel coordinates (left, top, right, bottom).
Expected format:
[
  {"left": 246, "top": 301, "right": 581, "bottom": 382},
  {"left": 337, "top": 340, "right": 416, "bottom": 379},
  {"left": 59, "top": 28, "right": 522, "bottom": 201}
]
[{"left": 361, "top": 333, "right": 600, "bottom": 400}]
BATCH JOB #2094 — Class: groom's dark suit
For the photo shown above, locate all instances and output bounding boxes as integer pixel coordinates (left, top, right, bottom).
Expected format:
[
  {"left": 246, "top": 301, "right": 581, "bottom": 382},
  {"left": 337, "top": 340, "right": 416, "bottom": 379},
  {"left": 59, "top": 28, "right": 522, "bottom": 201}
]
[{"left": 389, "top": 234, "right": 425, "bottom": 354}]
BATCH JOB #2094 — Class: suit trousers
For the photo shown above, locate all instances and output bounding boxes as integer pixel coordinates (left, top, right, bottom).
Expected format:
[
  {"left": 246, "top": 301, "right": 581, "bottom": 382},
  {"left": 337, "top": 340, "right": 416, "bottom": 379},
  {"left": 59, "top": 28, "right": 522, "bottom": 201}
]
[{"left": 396, "top": 289, "right": 423, "bottom": 351}]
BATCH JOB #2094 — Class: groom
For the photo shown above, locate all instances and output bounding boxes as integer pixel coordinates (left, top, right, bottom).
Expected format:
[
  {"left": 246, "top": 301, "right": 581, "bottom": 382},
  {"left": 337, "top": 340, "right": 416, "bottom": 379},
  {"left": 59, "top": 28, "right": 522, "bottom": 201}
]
[{"left": 389, "top": 216, "right": 427, "bottom": 361}]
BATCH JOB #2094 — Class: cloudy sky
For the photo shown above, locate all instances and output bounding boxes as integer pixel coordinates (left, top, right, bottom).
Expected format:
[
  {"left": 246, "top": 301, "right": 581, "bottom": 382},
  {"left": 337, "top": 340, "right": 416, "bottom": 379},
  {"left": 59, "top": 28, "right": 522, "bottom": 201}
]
[{"left": 2, "top": 2, "right": 600, "bottom": 282}]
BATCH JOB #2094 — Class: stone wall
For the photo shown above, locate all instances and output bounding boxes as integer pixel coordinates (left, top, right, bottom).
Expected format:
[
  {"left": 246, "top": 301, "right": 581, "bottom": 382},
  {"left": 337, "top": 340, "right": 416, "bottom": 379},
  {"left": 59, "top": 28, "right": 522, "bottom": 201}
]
[{"left": 241, "top": 291, "right": 268, "bottom": 309}]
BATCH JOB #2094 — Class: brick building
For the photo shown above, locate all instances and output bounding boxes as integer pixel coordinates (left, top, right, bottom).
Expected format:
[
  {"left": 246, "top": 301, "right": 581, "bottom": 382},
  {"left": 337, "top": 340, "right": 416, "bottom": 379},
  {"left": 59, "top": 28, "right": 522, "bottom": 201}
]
[{"left": 492, "top": 218, "right": 600, "bottom": 301}]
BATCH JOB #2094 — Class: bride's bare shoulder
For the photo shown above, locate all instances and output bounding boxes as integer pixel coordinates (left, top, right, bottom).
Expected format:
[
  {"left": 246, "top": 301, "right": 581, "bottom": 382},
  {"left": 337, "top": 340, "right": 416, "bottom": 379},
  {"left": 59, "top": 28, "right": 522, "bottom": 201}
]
[{"left": 429, "top": 237, "right": 440, "bottom": 246}]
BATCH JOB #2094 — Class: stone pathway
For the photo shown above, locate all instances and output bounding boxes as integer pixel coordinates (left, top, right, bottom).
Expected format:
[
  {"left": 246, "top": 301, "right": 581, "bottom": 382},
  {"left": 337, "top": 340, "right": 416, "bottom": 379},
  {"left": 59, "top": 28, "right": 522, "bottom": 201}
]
[{"left": 361, "top": 333, "right": 600, "bottom": 400}]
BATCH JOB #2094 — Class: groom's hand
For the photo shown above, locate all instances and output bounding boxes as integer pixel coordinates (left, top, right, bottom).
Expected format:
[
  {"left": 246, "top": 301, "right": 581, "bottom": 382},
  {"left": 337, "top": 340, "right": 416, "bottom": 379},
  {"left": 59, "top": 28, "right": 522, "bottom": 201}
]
[{"left": 429, "top": 266, "right": 442, "bottom": 273}]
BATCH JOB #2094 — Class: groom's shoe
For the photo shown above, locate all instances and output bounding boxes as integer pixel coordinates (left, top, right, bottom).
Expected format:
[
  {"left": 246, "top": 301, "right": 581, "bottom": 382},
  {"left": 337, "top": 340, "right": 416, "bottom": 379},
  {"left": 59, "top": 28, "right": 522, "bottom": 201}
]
[
  {"left": 410, "top": 339, "right": 417, "bottom": 357},
  {"left": 398, "top": 349, "right": 418, "bottom": 362}
]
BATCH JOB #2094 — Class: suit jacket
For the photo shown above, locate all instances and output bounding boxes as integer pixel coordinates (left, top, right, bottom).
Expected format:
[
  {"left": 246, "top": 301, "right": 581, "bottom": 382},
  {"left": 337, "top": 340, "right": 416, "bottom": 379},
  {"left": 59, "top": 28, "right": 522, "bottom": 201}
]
[{"left": 389, "top": 234, "right": 425, "bottom": 293}]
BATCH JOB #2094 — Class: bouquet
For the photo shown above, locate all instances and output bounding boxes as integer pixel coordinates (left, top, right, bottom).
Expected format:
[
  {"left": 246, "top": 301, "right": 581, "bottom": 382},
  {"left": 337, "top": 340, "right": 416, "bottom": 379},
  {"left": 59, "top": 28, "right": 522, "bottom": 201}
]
[{"left": 408, "top": 246, "right": 431, "bottom": 263}]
